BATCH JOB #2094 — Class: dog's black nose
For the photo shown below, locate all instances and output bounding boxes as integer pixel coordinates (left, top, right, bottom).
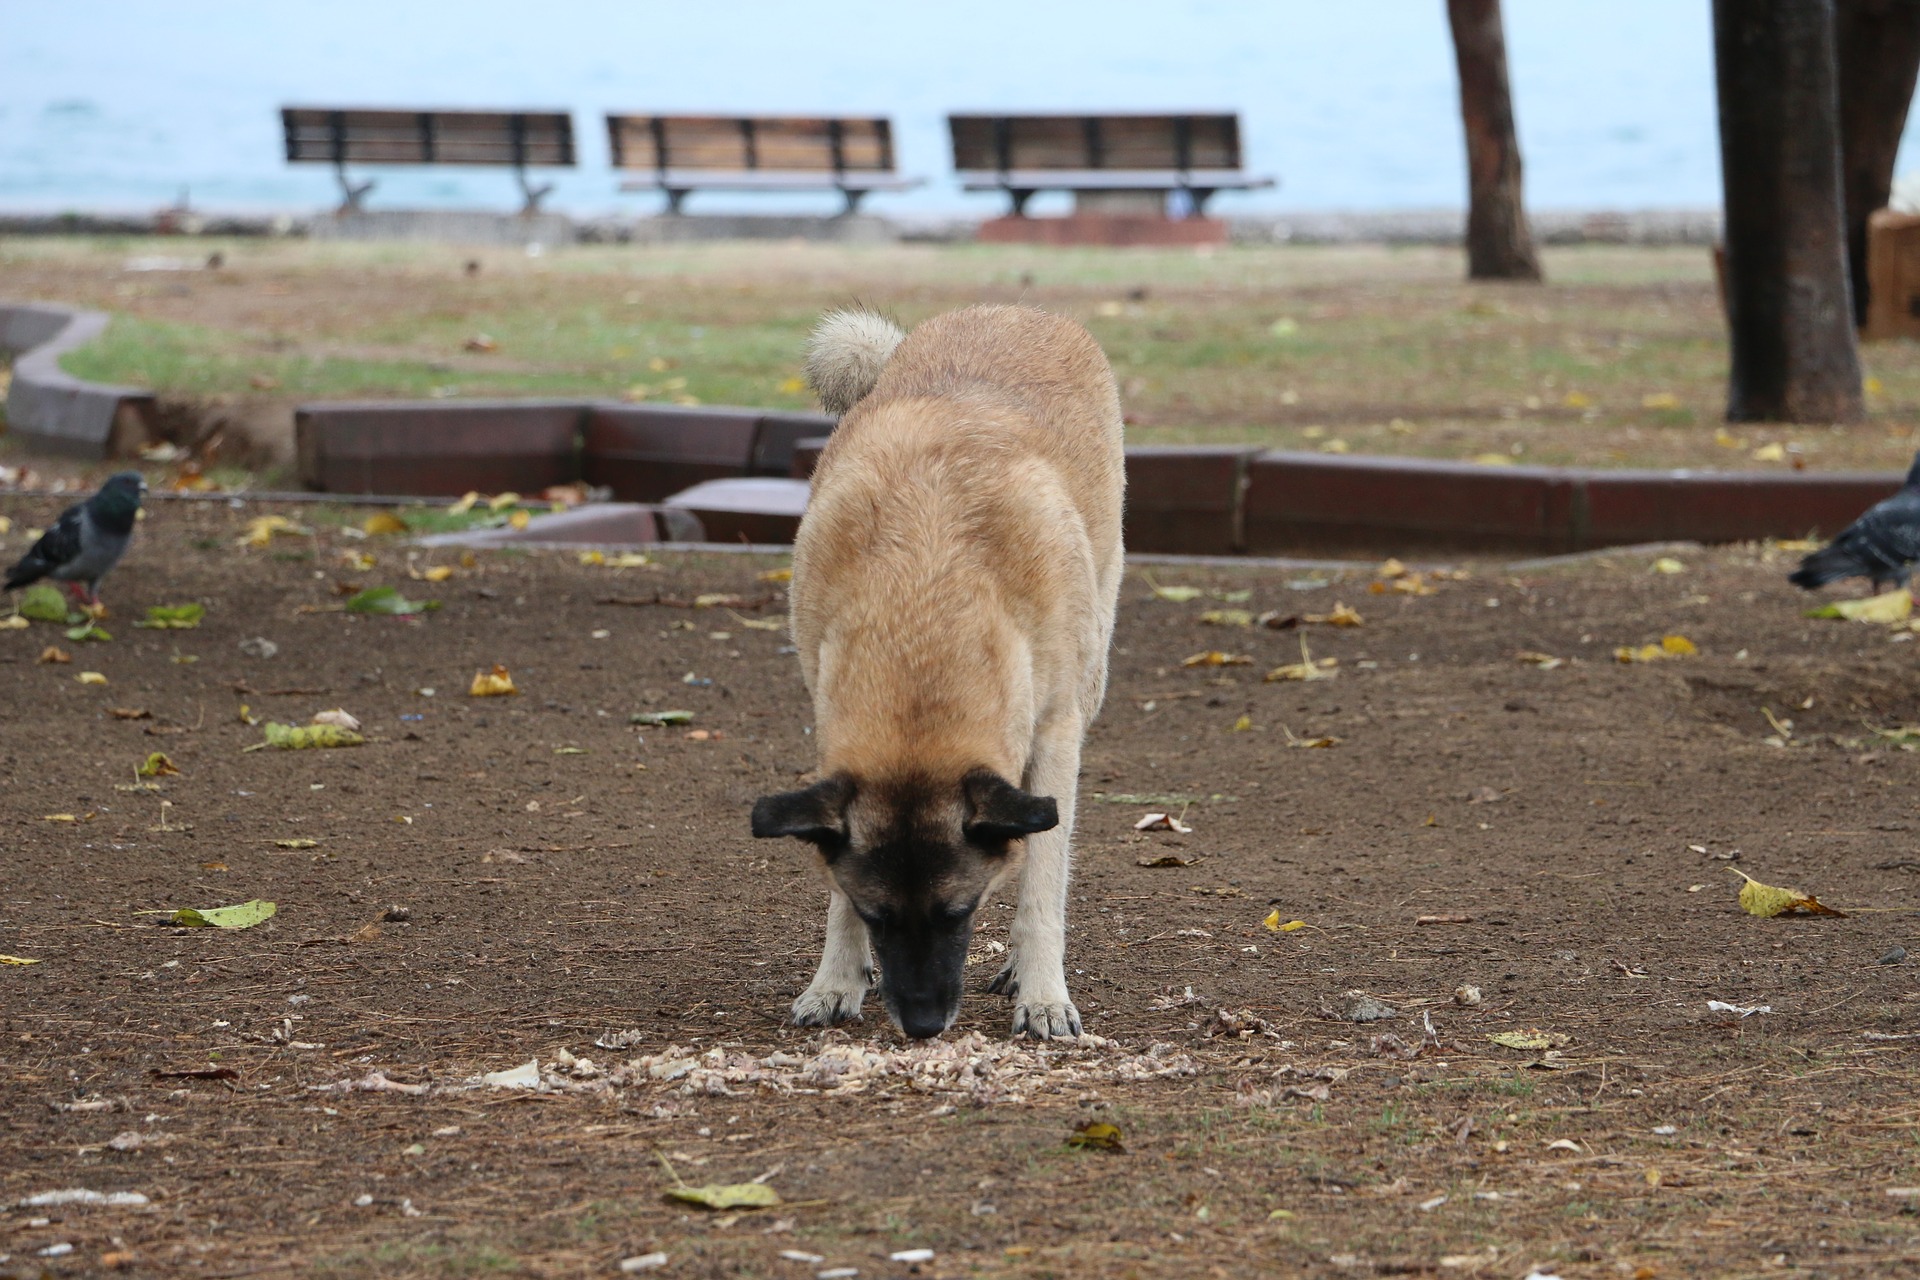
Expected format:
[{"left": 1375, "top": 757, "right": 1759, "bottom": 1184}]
[{"left": 898, "top": 1004, "right": 951, "bottom": 1040}]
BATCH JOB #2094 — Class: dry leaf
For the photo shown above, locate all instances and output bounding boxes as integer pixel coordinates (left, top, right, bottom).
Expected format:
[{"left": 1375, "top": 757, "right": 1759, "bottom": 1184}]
[
  {"left": 1145, "top": 575, "right": 1204, "bottom": 603},
  {"left": 664, "top": 1182, "right": 782, "bottom": 1210},
  {"left": 137, "top": 752, "right": 180, "bottom": 778},
  {"left": 1137, "top": 853, "right": 1202, "bottom": 868},
  {"left": 1488, "top": 1029, "right": 1571, "bottom": 1051},
  {"left": 1228, "top": 713, "right": 1253, "bottom": 732},
  {"left": 238, "top": 515, "right": 306, "bottom": 548},
  {"left": 508, "top": 510, "right": 531, "bottom": 530},
  {"left": 1732, "top": 868, "right": 1845, "bottom": 918},
  {"left": 274, "top": 839, "right": 319, "bottom": 849},
  {"left": 1065, "top": 1121, "right": 1125, "bottom": 1152},
  {"left": 0, "top": 954, "right": 41, "bottom": 965},
  {"left": 470, "top": 665, "right": 519, "bottom": 697},
  {"left": 1652, "top": 557, "right": 1687, "bottom": 575},
  {"left": 1134, "top": 812, "right": 1193, "bottom": 834},
  {"left": 362, "top": 512, "right": 410, "bottom": 536},
  {"left": 1182, "top": 650, "right": 1252, "bottom": 667},
  {"left": 1642, "top": 392, "right": 1680, "bottom": 410},
  {"left": 1199, "top": 609, "right": 1254, "bottom": 627},
  {"left": 39, "top": 645, "right": 72, "bottom": 664},
  {"left": 77, "top": 671, "right": 108, "bottom": 685},
  {"left": 448, "top": 492, "right": 482, "bottom": 515},
  {"left": 1805, "top": 588, "right": 1911, "bottom": 623},
  {"left": 411, "top": 565, "right": 455, "bottom": 582},
  {"left": 759, "top": 567, "right": 793, "bottom": 583},
  {"left": 1752, "top": 442, "right": 1787, "bottom": 461},
  {"left": 1515, "top": 650, "right": 1563, "bottom": 669},
  {"left": 1377, "top": 558, "right": 1408, "bottom": 578},
  {"left": 1303, "top": 602, "right": 1363, "bottom": 627},
  {"left": 110, "top": 707, "right": 151, "bottom": 720},
  {"left": 312, "top": 709, "right": 362, "bottom": 732},
  {"left": 1265, "top": 636, "right": 1337, "bottom": 682},
  {"left": 1614, "top": 634, "right": 1697, "bottom": 663}
]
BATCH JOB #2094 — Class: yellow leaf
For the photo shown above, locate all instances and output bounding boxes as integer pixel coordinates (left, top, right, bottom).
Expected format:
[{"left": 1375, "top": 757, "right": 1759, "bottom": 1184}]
[
  {"left": 664, "top": 1182, "right": 782, "bottom": 1210},
  {"left": 1661, "top": 634, "right": 1697, "bottom": 655},
  {"left": 1651, "top": 557, "right": 1686, "bottom": 574},
  {"left": 1515, "top": 650, "right": 1564, "bottom": 669},
  {"left": 1265, "top": 635, "right": 1337, "bottom": 682},
  {"left": 1641, "top": 392, "right": 1680, "bottom": 410},
  {"left": 1378, "top": 558, "right": 1408, "bottom": 578},
  {"left": 339, "top": 550, "right": 376, "bottom": 572},
  {"left": 759, "top": 567, "right": 793, "bottom": 583},
  {"left": 1065, "top": 1121, "right": 1125, "bottom": 1152},
  {"left": 1487, "top": 1029, "right": 1571, "bottom": 1051},
  {"left": 1472, "top": 452, "right": 1515, "bottom": 467},
  {"left": 362, "top": 512, "right": 410, "bottom": 536},
  {"left": 508, "top": 510, "right": 531, "bottom": 530},
  {"left": 1199, "top": 609, "right": 1254, "bottom": 627},
  {"left": 260, "top": 722, "right": 364, "bottom": 749},
  {"left": 1182, "top": 650, "right": 1252, "bottom": 667},
  {"left": 1319, "top": 439, "right": 1350, "bottom": 454},
  {"left": 1732, "top": 868, "right": 1845, "bottom": 918},
  {"left": 1229, "top": 713, "right": 1253, "bottom": 732},
  {"left": 448, "top": 492, "right": 481, "bottom": 515},
  {"left": 1805, "top": 588, "right": 1911, "bottom": 622},
  {"left": 1263, "top": 908, "right": 1283, "bottom": 930},
  {"left": 1563, "top": 391, "right": 1592, "bottom": 409},
  {"left": 274, "top": 839, "right": 319, "bottom": 849},
  {"left": 577, "top": 550, "right": 606, "bottom": 565},
  {"left": 0, "top": 954, "right": 41, "bottom": 965},
  {"left": 488, "top": 492, "right": 521, "bottom": 513},
  {"left": 1752, "top": 442, "right": 1786, "bottom": 462},
  {"left": 76, "top": 671, "right": 107, "bottom": 685},
  {"left": 470, "top": 664, "right": 519, "bottom": 697},
  {"left": 1280, "top": 918, "right": 1307, "bottom": 932},
  {"left": 412, "top": 565, "right": 455, "bottom": 582},
  {"left": 0, "top": 615, "right": 29, "bottom": 630},
  {"left": 137, "top": 752, "right": 180, "bottom": 778},
  {"left": 1614, "top": 635, "right": 1696, "bottom": 663},
  {"left": 1714, "top": 428, "right": 1746, "bottom": 449},
  {"left": 1866, "top": 376, "right": 1885, "bottom": 395},
  {"left": 1144, "top": 574, "right": 1203, "bottom": 602},
  {"left": 238, "top": 515, "right": 306, "bottom": 548},
  {"left": 778, "top": 375, "right": 807, "bottom": 394},
  {"left": 43, "top": 814, "right": 78, "bottom": 823},
  {"left": 1303, "top": 602, "right": 1363, "bottom": 627}
]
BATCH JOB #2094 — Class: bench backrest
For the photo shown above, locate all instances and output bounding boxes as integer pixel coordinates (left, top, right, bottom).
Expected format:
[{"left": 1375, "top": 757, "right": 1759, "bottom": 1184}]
[
  {"left": 949, "top": 113, "right": 1244, "bottom": 172},
  {"left": 607, "top": 116, "right": 896, "bottom": 175},
  {"left": 282, "top": 109, "right": 576, "bottom": 168}
]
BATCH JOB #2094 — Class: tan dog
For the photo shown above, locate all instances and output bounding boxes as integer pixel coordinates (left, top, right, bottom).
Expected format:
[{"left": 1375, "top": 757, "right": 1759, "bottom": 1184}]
[{"left": 751, "top": 304, "right": 1124, "bottom": 1039}]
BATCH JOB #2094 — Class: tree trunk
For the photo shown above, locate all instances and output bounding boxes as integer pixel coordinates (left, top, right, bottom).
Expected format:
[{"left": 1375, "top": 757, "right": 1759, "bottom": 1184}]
[
  {"left": 1714, "top": 0, "right": 1865, "bottom": 423},
  {"left": 1835, "top": 0, "right": 1920, "bottom": 325},
  {"left": 1446, "top": 0, "right": 1542, "bottom": 281}
]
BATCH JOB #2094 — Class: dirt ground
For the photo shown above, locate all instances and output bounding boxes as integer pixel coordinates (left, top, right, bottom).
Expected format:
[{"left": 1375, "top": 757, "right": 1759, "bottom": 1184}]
[{"left": 4, "top": 496, "right": 1920, "bottom": 1279}]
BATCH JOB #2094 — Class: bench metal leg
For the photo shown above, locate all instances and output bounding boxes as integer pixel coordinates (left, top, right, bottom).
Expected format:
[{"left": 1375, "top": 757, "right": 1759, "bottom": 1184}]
[
  {"left": 334, "top": 161, "right": 374, "bottom": 214},
  {"left": 515, "top": 167, "right": 555, "bottom": 216},
  {"left": 1188, "top": 187, "right": 1217, "bottom": 217},
  {"left": 839, "top": 187, "right": 866, "bottom": 217},
  {"left": 664, "top": 188, "right": 690, "bottom": 215},
  {"left": 1008, "top": 189, "right": 1035, "bottom": 217}
]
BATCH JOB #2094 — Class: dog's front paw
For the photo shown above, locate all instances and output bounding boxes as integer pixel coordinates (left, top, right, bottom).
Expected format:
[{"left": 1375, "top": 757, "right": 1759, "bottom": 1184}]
[
  {"left": 1010, "top": 995, "right": 1082, "bottom": 1040},
  {"left": 792, "top": 985, "right": 866, "bottom": 1026}
]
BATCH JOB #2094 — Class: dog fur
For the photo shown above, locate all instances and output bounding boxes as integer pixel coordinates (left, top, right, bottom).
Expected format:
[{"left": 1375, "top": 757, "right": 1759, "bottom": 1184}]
[{"left": 751, "top": 303, "right": 1125, "bottom": 1039}]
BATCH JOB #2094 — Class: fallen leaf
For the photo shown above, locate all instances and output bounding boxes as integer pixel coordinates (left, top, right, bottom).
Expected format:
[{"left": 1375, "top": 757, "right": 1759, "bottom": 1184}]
[
  {"left": 554, "top": 746, "right": 590, "bottom": 755},
  {"left": 665, "top": 1182, "right": 784, "bottom": 1210},
  {"left": 0, "top": 614, "right": 28, "bottom": 630},
  {"left": 137, "top": 752, "right": 180, "bottom": 778},
  {"left": 273, "top": 839, "right": 319, "bottom": 849},
  {"left": 21, "top": 584, "right": 71, "bottom": 622},
  {"left": 1137, "top": 853, "right": 1202, "bottom": 868},
  {"left": 1228, "top": 713, "right": 1253, "bottom": 732},
  {"left": 312, "top": 709, "right": 362, "bottom": 732},
  {"left": 480, "top": 1059, "right": 542, "bottom": 1088},
  {"left": 1806, "top": 588, "right": 1911, "bottom": 623},
  {"left": 411, "top": 565, "right": 455, "bottom": 583},
  {"left": 43, "top": 813, "right": 81, "bottom": 823},
  {"left": 1641, "top": 392, "right": 1680, "bottom": 410},
  {"left": 1515, "top": 650, "right": 1564, "bottom": 669},
  {"left": 257, "top": 722, "right": 365, "bottom": 750},
  {"left": 345, "top": 586, "right": 434, "bottom": 616},
  {"left": 1488, "top": 1029, "right": 1570, "bottom": 1051},
  {"left": 1752, "top": 442, "right": 1787, "bottom": 462},
  {"left": 140, "top": 899, "right": 277, "bottom": 929},
  {"left": 1615, "top": 634, "right": 1698, "bottom": 663},
  {"left": 1472, "top": 452, "right": 1515, "bottom": 466},
  {"left": 630, "top": 709, "right": 692, "bottom": 726},
  {"left": 759, "top": 567, "right": 793, "bottom": 583},
  {"left": 39, "top": 645, "right": 71, "bottom": 664},
  {"left": 1265, "top": 636, "right": 1337, "bottom": 682},
  {"left": 76, "top": 671, "right": 108, "bottom": 685},
  {"left": 1377, "top": 557, "right": 1409, "bottom": 578},
  {"left": 1199, "top": 609, "right": 1254, "bottom": 627},
  {"left": 110, "top": 707, "right": 151, "bottom": 720},
  {"left": 1065, "top": 1121, "right": 1126, "bottom": 1152},
  {"left": 65, "top": 621, "right": 110, "bottom": 643},
  {"left": 135, "top": 603, "right": 205, "bottom": 630},
  {"left": 1134, "top": 812, "right": 1193, "bottom": 834},
  {"left": 448, "top": 492, "right": 481, "bottom": 515},
  {"left": 1303, "top": 602, "right": 1363, "bottom": 627},
  {"left": 508, "top": 510, "right": 531, "bottom": 530},
  {"left": 238, "top": 515, "right": 307, "bottom": 548},
  {"left": 0, "top": 954, "right": 41, "bottom": 965},
  {"left": 1651, "top": 557, "right": 1686, "bottom": 575},
  {"left": 463, "top": 334, "right": 499, "bottom": 354},
  {"left": 1145, "top": 574, "right": 1204, "bottom": 603},
  {"left": 470, "top": 665, "right": 519, "bottom": 697},
  {"left": 1732, "top": 868, "right": 1845, "bottom": 918},
  {"left": 1182, "top": 650, "right": 1252, "bottom": 667}
]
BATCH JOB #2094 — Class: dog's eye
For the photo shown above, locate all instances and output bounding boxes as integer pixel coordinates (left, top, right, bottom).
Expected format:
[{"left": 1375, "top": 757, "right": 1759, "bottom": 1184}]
[{"left": 937, "top": 902, "right": 976, "bottom": 925}]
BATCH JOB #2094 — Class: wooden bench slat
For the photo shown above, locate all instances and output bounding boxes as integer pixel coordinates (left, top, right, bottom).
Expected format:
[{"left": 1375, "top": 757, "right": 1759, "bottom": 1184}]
[
  {"left": 606, "top": 114, "right": 897, "bottom": 174},
  {"left": 282, "top": 108, "right": 576, "bottom": 167}
]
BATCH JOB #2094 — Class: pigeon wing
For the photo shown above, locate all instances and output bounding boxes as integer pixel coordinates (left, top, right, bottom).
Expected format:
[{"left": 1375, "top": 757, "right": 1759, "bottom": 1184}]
[{"left": 3, "top": 504, "right": 86, "bottom": 590}]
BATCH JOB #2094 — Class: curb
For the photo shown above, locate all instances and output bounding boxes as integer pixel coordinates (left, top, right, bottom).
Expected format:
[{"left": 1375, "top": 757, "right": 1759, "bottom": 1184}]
[{"left": 0, "top": 303, "right": 155, "bottom": 457}]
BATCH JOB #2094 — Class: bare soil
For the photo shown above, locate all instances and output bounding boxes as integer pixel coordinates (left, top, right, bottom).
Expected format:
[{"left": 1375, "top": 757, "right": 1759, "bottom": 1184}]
[{"left": 3, "top": 497, "right": 1920, "bottom": 1279}]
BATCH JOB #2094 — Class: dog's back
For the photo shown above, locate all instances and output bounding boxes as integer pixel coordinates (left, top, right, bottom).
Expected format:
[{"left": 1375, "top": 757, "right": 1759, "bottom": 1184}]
[{"left": 793, "top": 305, "right": 1125, "bottom": 780}]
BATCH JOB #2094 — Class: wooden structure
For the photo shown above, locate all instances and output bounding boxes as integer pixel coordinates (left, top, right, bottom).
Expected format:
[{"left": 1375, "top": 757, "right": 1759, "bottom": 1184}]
[
  {"left": 949, "top": 112, "right": 1273, "bottom": 233},
  {"left": 1863, "top": 208, "right": 1920, "bottom": 339},
  {"left": 281, "top": 108, "right": 576, "bottom": 213},
  {"left": 607, "top": 115, "right": 921, "bottom": 214}
]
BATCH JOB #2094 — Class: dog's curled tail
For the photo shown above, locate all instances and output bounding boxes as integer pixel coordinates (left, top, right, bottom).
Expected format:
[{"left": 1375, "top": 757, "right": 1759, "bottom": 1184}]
[{"left": 806, "top": 309, "right": 905, "bottom": 416}]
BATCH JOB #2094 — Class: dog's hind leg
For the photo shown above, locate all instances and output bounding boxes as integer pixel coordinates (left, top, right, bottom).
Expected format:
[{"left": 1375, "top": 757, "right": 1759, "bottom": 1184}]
[
  {"left": 793, "top": 887, "right": 874, "bottom": 1026},
  {"left": 993, "top": 718, "right": 1085, "bottom": 1039}
]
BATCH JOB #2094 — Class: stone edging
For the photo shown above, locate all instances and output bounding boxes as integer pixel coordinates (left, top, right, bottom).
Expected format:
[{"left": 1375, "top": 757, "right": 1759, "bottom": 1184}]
[{"left": 0, "top": 303, "right": 155, "bottom": 457}]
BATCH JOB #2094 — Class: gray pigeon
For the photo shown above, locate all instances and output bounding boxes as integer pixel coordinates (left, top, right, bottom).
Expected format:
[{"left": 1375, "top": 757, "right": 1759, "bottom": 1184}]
[
  {"left": 4, "top": 471, "right": 147, "bottom": 606},
  {"left": 1789, "top": 452, "right": 1920, "bottom": 593}
]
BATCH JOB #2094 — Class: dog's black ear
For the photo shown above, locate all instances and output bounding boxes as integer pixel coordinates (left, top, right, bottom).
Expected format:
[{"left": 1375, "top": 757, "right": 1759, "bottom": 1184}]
[
  {"left": 751, "top": 776, "right": 853, "bottom": 847},
  {"left": 963, "top": 770, "right": 1058, "bottom": 844}
]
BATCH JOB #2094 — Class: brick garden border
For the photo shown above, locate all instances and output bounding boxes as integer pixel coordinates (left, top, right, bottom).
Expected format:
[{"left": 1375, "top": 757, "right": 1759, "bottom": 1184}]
[
  {"left": 0, "top": 303, "right": 156, "bottom": 456},
  {"left": 292, "top": 399, "right": 1903, "bottom": 555}
]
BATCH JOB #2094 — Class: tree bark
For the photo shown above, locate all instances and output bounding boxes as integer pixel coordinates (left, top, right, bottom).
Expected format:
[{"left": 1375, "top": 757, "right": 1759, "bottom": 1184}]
[
  {"left": 1714, "top": 0, "right": 1865, "bottom": 422},
  {"left": 1835, "top": 0, "right": 1920, "bottom": 325},
  {"left": 1446, "top": 0, "right": 1542, "bottom": 281}
]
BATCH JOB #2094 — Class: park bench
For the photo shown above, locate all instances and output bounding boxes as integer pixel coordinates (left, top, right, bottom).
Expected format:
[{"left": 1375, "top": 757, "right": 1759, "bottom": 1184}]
[
  {"left": 948, "top": 112, "right": 1274, "bottom": 217},
  {"left": 281, "top": 108, "right": 576, "bottom": 214},
  {"left": 607, "top": 115, "right": 921, "bottom": 214}
]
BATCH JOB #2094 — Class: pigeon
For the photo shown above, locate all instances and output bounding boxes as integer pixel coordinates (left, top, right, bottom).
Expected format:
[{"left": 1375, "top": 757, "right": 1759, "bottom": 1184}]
[
  {"left": 1789, "top": 453, "right": 1920, "bottom": 594},
  {"left": 4, "top": 471, "right": 147, "bottom": 607}
]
